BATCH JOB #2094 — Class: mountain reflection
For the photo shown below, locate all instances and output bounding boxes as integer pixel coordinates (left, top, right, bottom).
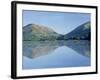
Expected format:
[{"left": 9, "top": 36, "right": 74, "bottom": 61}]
[{"left": 23, "top": 40, "right": 90, "bottom": 59}]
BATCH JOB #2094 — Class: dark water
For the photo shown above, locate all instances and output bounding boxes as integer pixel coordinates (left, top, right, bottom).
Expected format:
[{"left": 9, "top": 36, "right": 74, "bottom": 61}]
[{"left": 22, "top": 40, "right": 91, "bottom": 69}]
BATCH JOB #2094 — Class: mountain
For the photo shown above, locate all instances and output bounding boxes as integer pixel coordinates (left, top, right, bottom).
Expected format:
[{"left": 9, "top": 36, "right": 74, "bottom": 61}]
[
  {"left": 64, "top": 22, "right": 91, "bottom": 40},
  {"left": 23, "top": 24, "right": 60, "bottom": 41},
  {"left": 23, "top": 21, "right": 91, "bottom": 41}
]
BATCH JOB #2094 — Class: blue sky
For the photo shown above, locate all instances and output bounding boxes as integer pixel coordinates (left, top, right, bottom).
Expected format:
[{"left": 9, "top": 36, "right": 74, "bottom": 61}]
[{"left": 23, "top": 10, "right": 90, "bottom": 34}]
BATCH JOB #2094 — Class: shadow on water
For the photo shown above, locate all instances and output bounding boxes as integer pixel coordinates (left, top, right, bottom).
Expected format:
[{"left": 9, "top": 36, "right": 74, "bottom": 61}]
[{"left": 23, "top": 40, "right": 90, "bottom": 59}]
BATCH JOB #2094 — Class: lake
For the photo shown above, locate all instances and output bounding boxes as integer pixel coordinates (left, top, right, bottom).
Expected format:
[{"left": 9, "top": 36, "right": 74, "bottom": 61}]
[{"left": 22, "top": 40, "right": 91, "bottom": 69}]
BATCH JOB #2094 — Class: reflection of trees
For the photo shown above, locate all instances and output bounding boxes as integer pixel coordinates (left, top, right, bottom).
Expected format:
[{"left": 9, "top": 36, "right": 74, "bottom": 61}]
[{"left": 23, "top": 40, "right": 90, "bottom": 59}]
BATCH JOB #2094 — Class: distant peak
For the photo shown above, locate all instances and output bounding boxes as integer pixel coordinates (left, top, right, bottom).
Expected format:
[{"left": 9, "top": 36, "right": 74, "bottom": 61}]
[
  {"left": 24, "top": 23, "right": 44, "bottom": 27},
  {"left": 24, "top": 24, "right": 33, "bottom": 27},
  {"left": 83, "top": 21, "right": 90, "bottom": 25},
  {"left": 24, "top": 23, "right": 55, "bottom": 32}
]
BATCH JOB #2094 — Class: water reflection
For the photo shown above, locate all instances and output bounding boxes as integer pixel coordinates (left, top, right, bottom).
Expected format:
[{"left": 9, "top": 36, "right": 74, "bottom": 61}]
[
  {"left": 23, "top": 40, "right": 90, "bottom": 59},
  {"left": 23, "top": 40, "right": 90, "bottom": 69},
  {"left": 66, "top": 40, "right": 90, "bottom": 57}
]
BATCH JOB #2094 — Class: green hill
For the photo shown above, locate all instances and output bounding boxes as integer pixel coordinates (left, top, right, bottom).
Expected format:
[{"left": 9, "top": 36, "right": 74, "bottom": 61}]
[
  {"left": 64, "top": 22, "right": 91, "bottom": 40},
  {"left": 23, "top": 24, "right": 60, "bottom": 41}
]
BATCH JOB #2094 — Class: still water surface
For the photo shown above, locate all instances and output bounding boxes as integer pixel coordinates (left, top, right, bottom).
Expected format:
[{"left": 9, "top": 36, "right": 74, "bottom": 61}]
[{"left": 22, "top": 40, "right": 90, "bottom": 69}]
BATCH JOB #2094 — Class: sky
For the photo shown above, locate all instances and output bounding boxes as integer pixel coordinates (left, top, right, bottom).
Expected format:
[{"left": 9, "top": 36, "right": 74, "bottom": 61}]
[{"left": 23, "top": 10, "right": 90, "bottom": 34}]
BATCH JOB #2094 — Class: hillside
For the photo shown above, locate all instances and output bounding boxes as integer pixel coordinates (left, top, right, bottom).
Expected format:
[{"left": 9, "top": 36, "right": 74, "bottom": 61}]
[
  {"left": 23, "top": 21, "right": 91, "bottom": 41},
  {"left": 23, "top": 24, "right": 60, "bottom": 41},
  {"left": 64, "top": 22, "right": 91, "bottom": 40}
]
